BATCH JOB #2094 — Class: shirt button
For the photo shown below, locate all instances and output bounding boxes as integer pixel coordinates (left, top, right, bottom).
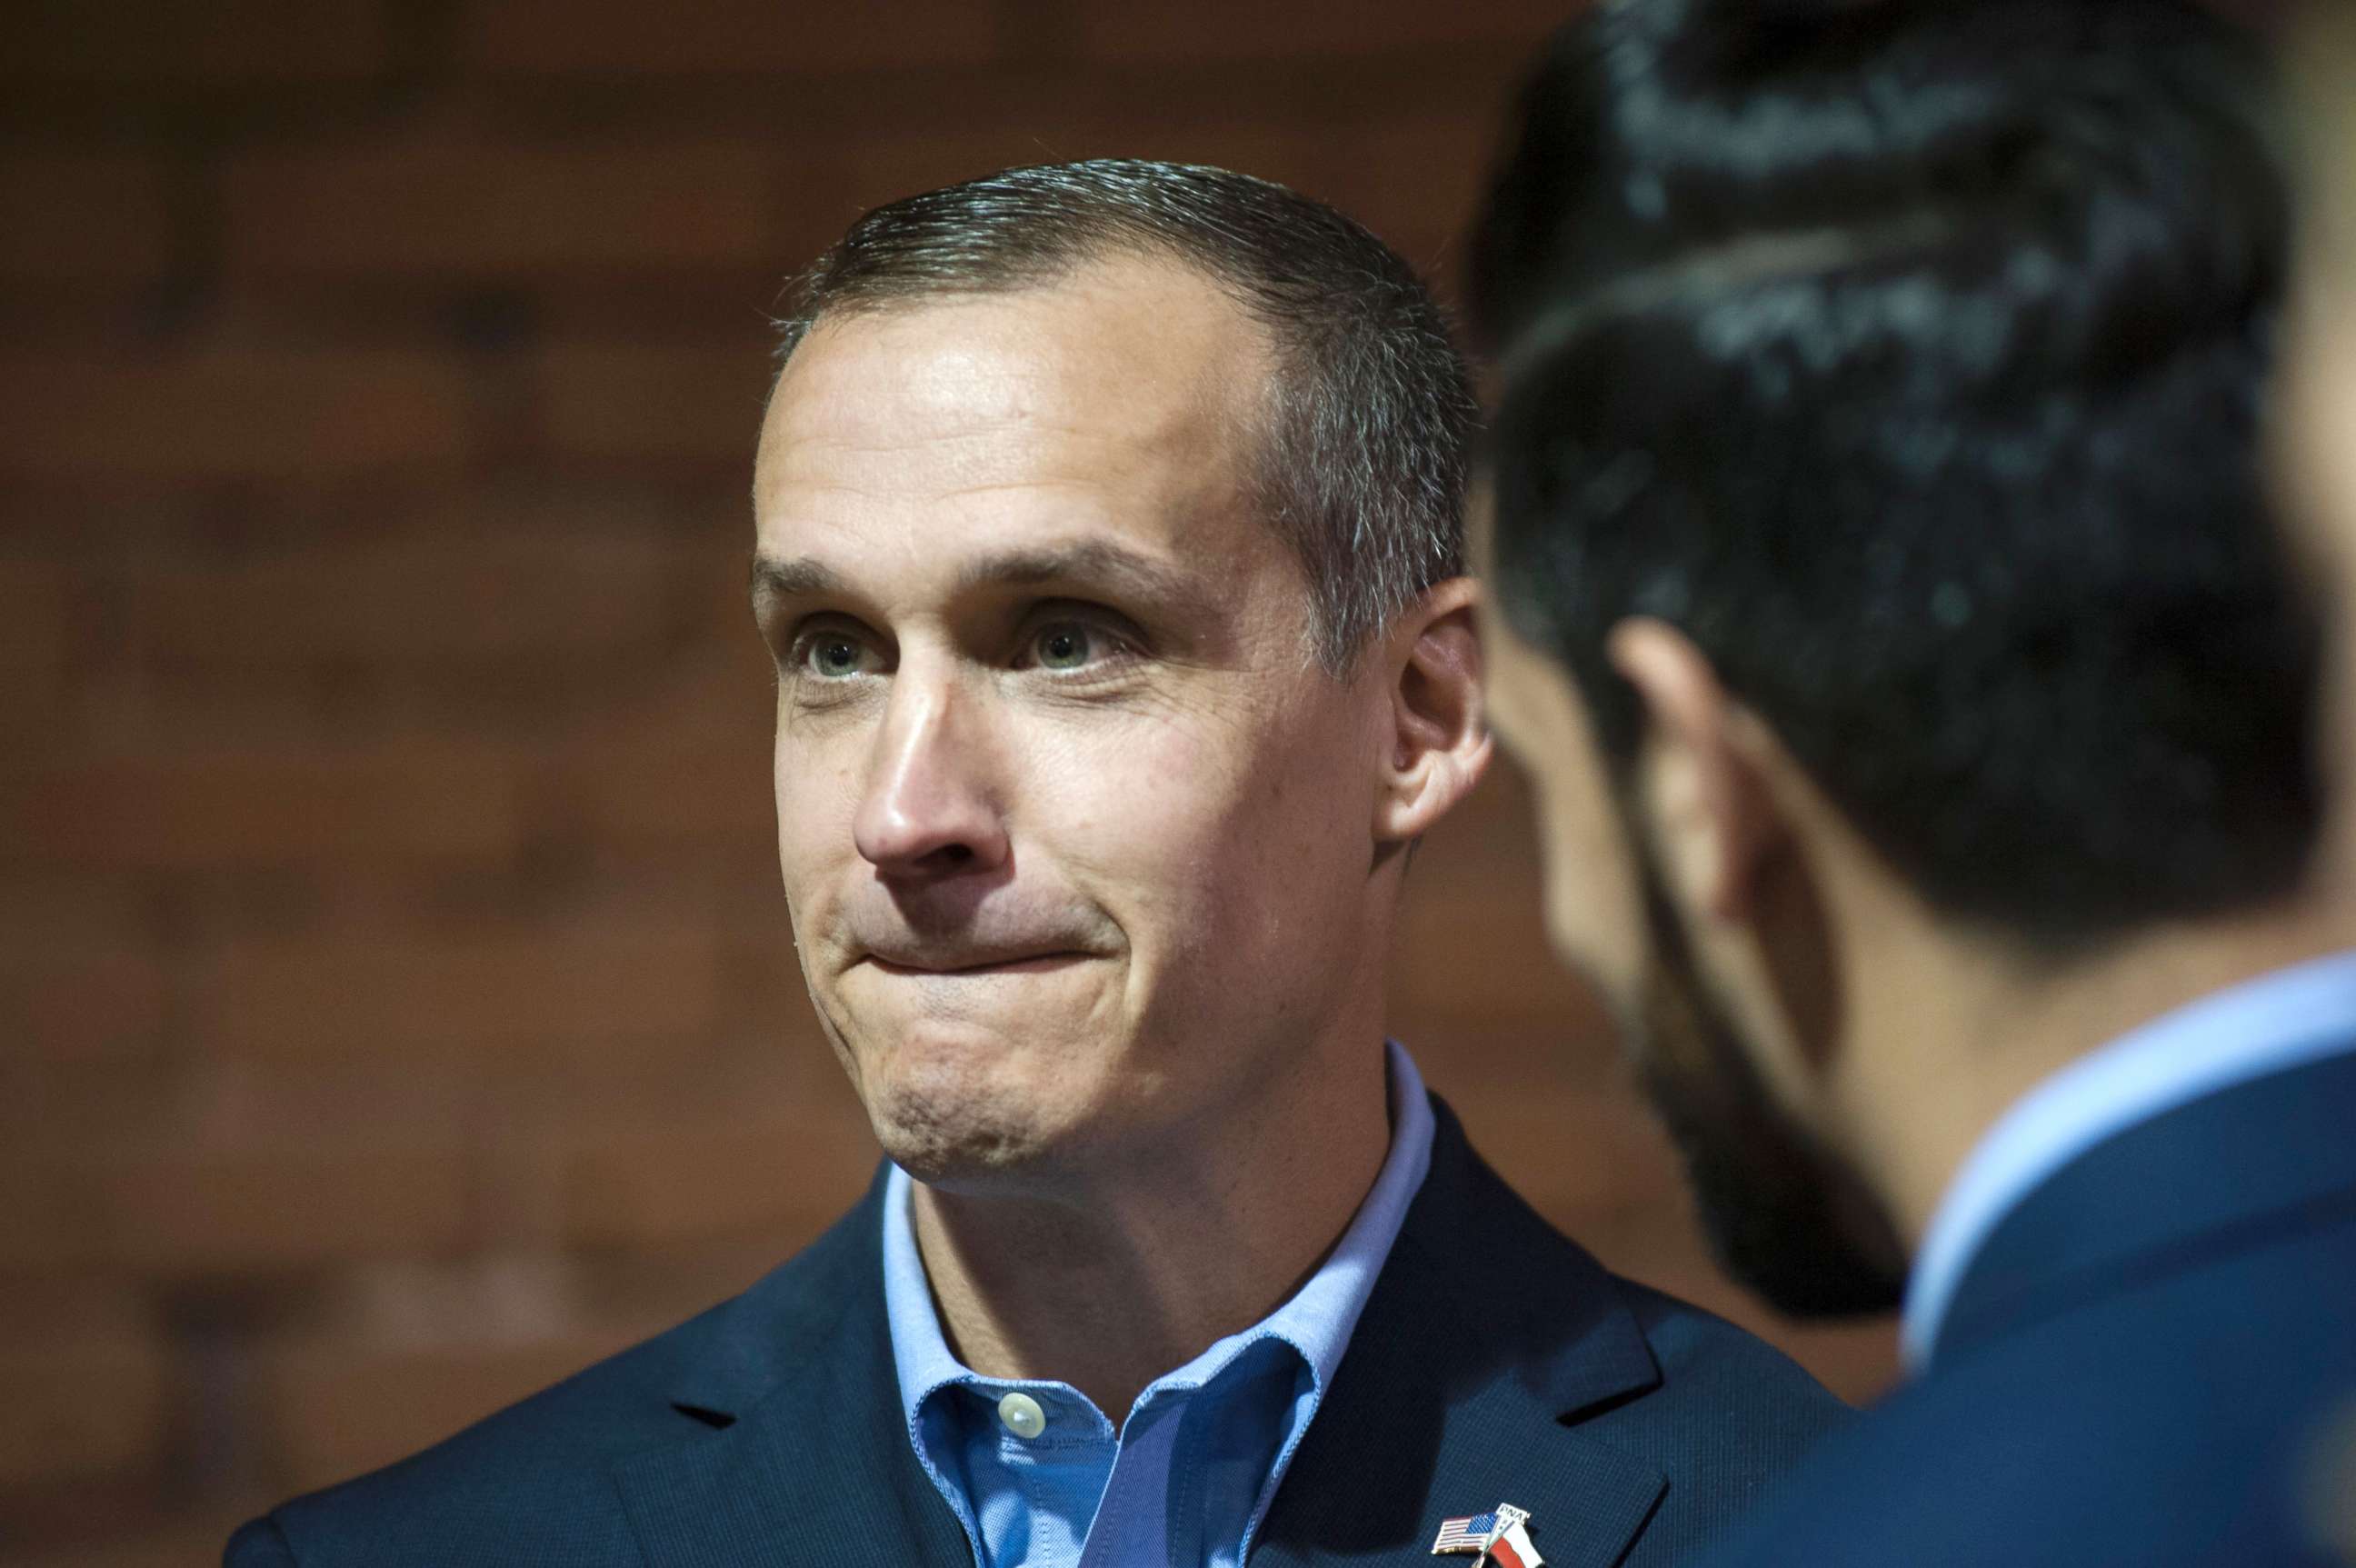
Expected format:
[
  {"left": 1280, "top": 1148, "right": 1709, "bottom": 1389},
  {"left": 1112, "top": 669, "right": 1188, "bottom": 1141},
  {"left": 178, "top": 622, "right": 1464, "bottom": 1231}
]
[{"left": 996, "top": 1391, "right": 1047, "bottom": 1439}]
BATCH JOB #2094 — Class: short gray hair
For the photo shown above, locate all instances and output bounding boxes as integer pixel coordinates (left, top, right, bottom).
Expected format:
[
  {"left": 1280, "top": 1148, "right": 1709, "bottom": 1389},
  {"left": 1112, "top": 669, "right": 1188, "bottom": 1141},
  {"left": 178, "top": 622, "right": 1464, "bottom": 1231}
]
[{"left": 773, "top": 159, "right": 1477, "bottom": 672}]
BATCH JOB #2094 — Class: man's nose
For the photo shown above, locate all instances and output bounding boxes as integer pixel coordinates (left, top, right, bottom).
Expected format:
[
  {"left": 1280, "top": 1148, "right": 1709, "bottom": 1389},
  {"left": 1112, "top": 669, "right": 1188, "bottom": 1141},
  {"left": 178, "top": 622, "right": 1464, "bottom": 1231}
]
[{"left": 852, "top": 673, "right": 1011, "bottom": 877}]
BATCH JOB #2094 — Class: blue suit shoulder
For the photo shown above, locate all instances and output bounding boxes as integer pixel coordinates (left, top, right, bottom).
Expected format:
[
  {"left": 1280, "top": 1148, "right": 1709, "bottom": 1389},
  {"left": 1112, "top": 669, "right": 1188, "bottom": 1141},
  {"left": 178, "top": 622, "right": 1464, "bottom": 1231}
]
[
  {"left": 1696, "top": 1049, "right": 2356, "bottom": 1568},
  {"left": 1572, "top": 1269, "right": 1853, "bottom": 1562},
  {"left": 1615, "top": 1275, "right": 1851, "bottom": 1436},
  {"left": 1697, "top": 1232, "right": 2356, "bottom": 1567}
]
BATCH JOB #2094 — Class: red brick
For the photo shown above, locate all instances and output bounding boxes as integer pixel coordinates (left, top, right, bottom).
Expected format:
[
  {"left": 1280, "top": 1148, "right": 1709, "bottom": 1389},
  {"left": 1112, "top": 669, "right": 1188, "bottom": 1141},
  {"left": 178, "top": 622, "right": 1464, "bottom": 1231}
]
[
  {"left": 224, "top": 135, "right": 778, "bottom": 280},
  {"left": 11, "top": 1515, "right": 270, "bottom": 1568},
  {"left": 1, "top": 948, "right": 172, "bottom": 1065},
  {"left": 0, "top": 872, "right": 151, "bottom": 950},
  {"left": 61, "top": 1129, "right": 474, "bottom": 1273},
  {"left": 771, "top": 120, "right": 1108, "bottom": 262},
  {"left": 0, "top": 155, "right": 174, "bottom": 283},
  {"left": 190, "top": 924, "right": 727, "bottom": 1069},
  {"left": 536, "top": 340, "right": 779, "bottom": 465},
  {"left": 537, "top": 269, "right": 804, "bottom": 345},
  {"left": 1077, "top": 0, "right": 1567, "bottom": 62},
  {"left": 461, "top": 0, "right": 1003, "bottom": 76},
  {"left": 259, "top": 1322, "right": 642, "bottom": 1491},
  {"left": 125, "top": 527, "right": 698, "bottom": 674},
  {"left": 1164, "top": 113, "right": 1500, "bottom": 269},
  {"left": 0, "top": 0, "right": 390, "bottom": 85},
  {"left": 544, "top": 1069, "right": 876, "bottom": 1249},
  {"left": 758, "top": 104, "right": 1499, "bottom": 322},
  {"left": 571, "top": 1233, "right": 796, "bottom": 1325},
  {"left": 557, "top": 729, "right": 777, "bottom": 853},
  {"left": 1397, "top": 1018, "right": 1613, "bottom": 1092},
  {"left": 814, "top": 110, "right": 1492, "bottom": 290},
  {"left": 242, "top": 1259, "right": 652, "bottom": 1493},
  {"left": 1443, "top": 1079, "right": 1686, "bottom": 1224},
  {"left": 0, "top": 1163, "right": 65, "bottom": 1272},
  {"left": 1391, "top": 883, "right": 1599, "bottom": 1027},
  {"left": 0, "top": 348, "right": 474, "bottom": 484},
  {"left": 0, "top": 1287, "right": 174, "bottom": 1488},
  {"left": 0, "top": 743, "right": 523, "bottom": 871},
  {"left": 0, "top": 556, "right": 74, "bottom": 726}
]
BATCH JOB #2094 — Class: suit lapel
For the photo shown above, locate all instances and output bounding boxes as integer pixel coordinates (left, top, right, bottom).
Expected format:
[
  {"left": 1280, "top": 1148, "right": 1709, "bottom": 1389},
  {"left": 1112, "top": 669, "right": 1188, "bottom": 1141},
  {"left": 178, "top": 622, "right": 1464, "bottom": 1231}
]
[
  {"left": 610, "top": 1172, "right": 971, "bottom": 1567},
  {"left": 1252, "top": 1101, "right": 1669, "bottom": 1568}
]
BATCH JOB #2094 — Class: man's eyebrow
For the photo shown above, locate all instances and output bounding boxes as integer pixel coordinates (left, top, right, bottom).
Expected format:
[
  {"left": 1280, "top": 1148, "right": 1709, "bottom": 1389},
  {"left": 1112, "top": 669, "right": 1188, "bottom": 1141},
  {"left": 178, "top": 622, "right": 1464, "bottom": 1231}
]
[
  {"left": 749, "top": 540, "right": 1218, "bottom": 620},
  {"left": 749, "top": 555, "right": 844, "bottom": 601},
  {"left": 953, "top": 541, "right": 1206, "bottom": 614}
]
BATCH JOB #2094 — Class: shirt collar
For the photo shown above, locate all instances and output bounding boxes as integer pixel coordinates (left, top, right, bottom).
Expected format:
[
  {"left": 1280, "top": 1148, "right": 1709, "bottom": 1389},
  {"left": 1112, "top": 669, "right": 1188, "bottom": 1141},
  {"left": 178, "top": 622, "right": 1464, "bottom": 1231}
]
[
  {"left": 882, "top": 1038, "right": 1436, "bottom": 1426},
  {"left": 1901, "top": 948, "right": 2356, "bottom": 1373}
]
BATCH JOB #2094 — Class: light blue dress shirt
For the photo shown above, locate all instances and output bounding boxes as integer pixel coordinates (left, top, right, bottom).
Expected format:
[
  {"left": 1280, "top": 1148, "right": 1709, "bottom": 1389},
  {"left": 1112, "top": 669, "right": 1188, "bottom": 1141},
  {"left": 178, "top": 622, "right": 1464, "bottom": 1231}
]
[
  {"left": 1902, "top": 948, "right": 2356, "bottom": 1373},
  {"left": 881, "top": 1039, "right": 1434, "bottom": 1568}
]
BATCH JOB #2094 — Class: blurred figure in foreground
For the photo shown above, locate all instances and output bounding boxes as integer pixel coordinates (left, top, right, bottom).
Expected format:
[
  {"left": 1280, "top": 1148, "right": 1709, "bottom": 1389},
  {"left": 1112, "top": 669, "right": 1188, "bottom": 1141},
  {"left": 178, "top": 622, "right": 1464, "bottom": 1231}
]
[
  {"left": 2283, "top": 0, "right": 2356, "bottom": 853},
  {"left": 1470, "top": 1, "right": 2356, "bottom": 1563},
  {"left": 2279, "top": 7, "right": 2356, "bottom": 1560}
]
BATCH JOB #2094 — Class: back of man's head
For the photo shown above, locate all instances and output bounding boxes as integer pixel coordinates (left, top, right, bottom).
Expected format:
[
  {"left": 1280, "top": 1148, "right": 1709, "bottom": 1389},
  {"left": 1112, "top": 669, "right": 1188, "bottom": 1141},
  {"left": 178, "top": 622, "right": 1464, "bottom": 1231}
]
[
  {"left": 776, "top": 159, "right": 1477, "bottom": 673},
  {"left": 1472, "top": 0, "right": 2321, "bottom": 948}
]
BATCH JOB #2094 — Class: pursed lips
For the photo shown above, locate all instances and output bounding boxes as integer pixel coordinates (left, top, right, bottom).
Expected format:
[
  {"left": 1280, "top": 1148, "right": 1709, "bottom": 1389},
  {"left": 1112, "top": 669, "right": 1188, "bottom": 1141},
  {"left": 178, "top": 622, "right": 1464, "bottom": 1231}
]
[{"left": 860, "top": 948, "right": 1093, "bottom": 977}]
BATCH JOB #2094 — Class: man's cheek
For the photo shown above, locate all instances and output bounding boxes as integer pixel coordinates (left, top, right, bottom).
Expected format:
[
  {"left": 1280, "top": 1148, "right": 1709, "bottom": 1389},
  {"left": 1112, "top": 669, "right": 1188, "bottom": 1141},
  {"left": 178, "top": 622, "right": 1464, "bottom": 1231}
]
[{"left": 1042, "top": 728, "right": 1237, "bottom": 846}]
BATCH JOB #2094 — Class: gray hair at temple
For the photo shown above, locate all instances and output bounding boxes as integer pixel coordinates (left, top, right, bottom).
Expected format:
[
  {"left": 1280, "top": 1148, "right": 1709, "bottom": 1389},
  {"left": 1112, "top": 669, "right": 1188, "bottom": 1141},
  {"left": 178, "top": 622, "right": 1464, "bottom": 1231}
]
[{"left": 771, "top": 158, "right": 1477, "bottom": 673}]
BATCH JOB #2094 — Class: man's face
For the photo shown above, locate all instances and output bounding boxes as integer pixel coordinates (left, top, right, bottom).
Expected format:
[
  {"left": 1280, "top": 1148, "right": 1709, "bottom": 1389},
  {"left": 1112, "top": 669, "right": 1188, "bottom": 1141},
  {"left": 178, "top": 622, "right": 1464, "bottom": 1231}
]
[
  {"left": 753, "top": 257, "right": 1393, "bottom": 1189},
  {"left": 1479, "top": 525, "right": 1902, "bottom": 1316}
]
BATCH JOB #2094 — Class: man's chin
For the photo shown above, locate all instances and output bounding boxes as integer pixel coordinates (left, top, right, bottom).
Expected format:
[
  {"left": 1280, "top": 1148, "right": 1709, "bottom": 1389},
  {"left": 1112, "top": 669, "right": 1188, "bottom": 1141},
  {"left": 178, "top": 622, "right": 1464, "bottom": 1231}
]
[
  {"left": 851, "top": 1052, "right": 1087, "bottom": 1191},
  {"left": 816, "top": 985, "right": 1126, "bottom": 1188}
]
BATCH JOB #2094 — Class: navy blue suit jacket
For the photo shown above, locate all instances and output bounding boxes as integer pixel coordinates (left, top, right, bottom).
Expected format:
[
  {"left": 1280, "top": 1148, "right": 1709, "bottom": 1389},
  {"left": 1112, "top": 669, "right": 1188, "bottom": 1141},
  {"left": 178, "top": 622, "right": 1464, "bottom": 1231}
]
[
  {"left": 1702, "top": 1047, "right": 2356, "bottom": 1567},
  {"left": 227, "top": 1096, "right": 1846, "bottom": 1566}
]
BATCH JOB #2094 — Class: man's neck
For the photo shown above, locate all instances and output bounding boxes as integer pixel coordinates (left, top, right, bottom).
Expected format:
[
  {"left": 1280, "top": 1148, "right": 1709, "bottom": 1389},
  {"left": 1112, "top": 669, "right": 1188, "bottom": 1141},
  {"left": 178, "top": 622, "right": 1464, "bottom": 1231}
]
[
  {"left": 907, "top": 1044, "right": 1394, "bottom": 1419},
  {"left": 1841, "top": 892, "right": 2356, "bottom": 1253}
]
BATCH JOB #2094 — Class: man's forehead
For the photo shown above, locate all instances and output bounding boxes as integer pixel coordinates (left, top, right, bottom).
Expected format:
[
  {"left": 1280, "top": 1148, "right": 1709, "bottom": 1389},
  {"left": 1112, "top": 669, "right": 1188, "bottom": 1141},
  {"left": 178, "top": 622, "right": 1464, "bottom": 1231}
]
[
  {"left": 752, "top": 259, "right": 1276, "bottom": 567},
  {"left": 760, "top": 259, "right": 1268, "bottom": 460}
]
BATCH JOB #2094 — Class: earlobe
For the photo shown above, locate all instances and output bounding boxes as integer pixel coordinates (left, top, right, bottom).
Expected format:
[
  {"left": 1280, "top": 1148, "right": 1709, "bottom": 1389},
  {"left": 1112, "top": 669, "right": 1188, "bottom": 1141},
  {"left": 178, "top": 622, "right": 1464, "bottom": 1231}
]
[
  {"left": 1375, "top": 578, "right": 1495, "bottom": 844},
  {"left": 1607, "top": 618, "right": 1783, "bottom": 923}
]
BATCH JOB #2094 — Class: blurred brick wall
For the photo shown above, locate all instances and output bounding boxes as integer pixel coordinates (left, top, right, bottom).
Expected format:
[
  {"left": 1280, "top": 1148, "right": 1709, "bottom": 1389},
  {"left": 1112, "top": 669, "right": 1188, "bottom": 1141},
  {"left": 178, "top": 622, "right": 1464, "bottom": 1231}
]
[{"left": 0, "top": 3, "right": 1896, "bottom": 1561}]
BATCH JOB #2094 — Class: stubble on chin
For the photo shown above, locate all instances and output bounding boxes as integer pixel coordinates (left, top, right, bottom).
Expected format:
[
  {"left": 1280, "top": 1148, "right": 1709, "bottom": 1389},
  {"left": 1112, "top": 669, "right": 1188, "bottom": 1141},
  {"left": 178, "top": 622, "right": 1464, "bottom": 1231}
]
[{"left": 805, "top": 984, "right": 1064, "bottom": 1185}]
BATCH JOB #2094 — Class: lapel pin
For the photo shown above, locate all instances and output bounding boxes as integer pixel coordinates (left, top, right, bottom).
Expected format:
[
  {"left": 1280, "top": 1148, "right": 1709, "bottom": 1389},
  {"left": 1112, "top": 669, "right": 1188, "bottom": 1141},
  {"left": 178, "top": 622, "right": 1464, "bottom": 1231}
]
[{"left": 1431, "top": 1503, "right": 1543, "bottom": 1567}]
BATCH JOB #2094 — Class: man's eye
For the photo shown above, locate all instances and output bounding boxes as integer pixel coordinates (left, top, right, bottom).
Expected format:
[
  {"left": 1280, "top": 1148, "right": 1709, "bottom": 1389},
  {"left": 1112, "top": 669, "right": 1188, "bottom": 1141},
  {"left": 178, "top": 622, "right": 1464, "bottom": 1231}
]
[
  {"left": 1032, "top": 622, "right": 1098, "bottom": 671},
  {"left": 799, "top": 633, "right": 878, "bottom": 679}
]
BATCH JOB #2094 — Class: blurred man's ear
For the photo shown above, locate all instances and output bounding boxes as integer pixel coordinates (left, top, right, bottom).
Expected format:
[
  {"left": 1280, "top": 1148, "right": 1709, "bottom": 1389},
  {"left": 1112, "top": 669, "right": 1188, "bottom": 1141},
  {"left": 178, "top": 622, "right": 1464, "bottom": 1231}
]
[
  {"left": 1607, "top": 618, "right": 1790, "bottom": 925},
  {"left": 1373, "top": 576, "right": 1493, "bottom": 844}
]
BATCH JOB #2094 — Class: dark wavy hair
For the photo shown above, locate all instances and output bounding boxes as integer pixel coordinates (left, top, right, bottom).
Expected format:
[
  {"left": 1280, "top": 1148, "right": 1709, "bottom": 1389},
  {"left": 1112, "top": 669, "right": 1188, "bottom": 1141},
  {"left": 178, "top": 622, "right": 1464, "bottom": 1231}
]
[{"left": 1471, "top": 0, "right": 2321, "bottom": 944}]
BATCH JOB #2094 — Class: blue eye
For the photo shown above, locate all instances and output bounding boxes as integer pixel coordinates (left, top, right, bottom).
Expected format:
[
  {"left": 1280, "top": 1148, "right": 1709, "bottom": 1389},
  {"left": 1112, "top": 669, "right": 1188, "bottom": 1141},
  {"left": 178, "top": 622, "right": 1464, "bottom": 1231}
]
[
  {"left": 801, "top": 633, "right": 877, "bottom": 679},
  {"left": 1034, "top": 623, "right": 1094, "bottom": 670}
]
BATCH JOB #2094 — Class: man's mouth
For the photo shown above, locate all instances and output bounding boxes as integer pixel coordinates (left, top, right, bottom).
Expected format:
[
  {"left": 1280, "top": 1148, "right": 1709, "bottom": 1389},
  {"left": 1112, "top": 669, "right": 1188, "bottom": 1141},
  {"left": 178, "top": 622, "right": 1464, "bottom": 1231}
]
[{"left": 863, "top": 951, "right": 1092, "bottom": 978}]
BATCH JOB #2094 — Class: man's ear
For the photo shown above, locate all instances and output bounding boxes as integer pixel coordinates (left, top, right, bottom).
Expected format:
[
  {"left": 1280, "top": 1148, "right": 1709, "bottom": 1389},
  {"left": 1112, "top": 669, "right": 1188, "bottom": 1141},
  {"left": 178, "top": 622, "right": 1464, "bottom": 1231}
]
[
  {"left": 1607, "top": 617, "right": 1786, "bottom": 924},
  {"left": 1373, "top": 576, "right": 1494, "bottom": 844}
]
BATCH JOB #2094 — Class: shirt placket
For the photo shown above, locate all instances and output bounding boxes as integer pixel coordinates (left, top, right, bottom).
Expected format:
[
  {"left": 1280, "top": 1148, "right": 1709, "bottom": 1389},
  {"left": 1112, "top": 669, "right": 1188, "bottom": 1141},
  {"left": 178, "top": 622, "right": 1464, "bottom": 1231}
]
[{"left": 989, "top": 1385, "right": 1118, "bottom": 1568}]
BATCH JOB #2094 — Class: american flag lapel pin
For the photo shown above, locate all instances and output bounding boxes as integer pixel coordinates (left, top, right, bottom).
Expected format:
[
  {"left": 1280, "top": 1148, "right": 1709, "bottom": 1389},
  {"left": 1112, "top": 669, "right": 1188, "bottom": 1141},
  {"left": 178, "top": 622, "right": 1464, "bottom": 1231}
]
[{"left": 1431, "top": 1503, "right": 1544, "bottom": 1567}]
